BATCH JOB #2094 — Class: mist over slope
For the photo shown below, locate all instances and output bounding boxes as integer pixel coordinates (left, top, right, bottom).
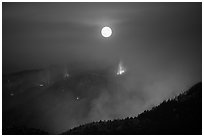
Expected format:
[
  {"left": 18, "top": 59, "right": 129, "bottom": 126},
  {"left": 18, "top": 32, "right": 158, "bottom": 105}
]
[
  {"left": 63, "top": 82, "right": 202, "bottom": 135},
  {"left": 3, "top": 82, "right": 202, "bottom": 135},
  {"left": 2, "top": 62, "right": 201, "bottom": 134}
]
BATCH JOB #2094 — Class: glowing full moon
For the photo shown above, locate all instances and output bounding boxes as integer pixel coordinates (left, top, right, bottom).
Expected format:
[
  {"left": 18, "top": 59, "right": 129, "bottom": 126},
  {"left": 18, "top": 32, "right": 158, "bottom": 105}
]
[{"left": 101, "top": 26, "right": 112, "bottom": 38}]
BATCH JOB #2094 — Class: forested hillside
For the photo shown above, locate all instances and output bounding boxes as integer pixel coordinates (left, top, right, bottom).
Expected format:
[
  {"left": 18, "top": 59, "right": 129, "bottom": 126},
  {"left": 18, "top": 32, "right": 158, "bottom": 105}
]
[{"left": 63, "top": 82, "right": 202, "bottom": 135}]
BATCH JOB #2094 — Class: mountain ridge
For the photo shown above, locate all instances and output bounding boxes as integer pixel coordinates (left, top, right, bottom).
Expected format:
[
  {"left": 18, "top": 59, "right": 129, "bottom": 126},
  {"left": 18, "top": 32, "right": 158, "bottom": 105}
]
[
  {"left": 3, "top": 82, "right": 202, "bottom": 135},
  {"left": 62, "top": 82, "right": 202, "bottom": 135}
]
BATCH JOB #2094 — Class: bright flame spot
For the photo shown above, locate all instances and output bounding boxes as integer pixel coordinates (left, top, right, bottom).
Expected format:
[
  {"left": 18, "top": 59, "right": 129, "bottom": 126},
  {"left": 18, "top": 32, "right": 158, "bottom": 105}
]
[
  {"left": 39, "top": 84, "right": 44, "bottom": 87},
  {"left": 76, "top": 97, "right": 79, "bottom": 100},
  {"left": 117, "top": 61, "right": 126, "bottom": 75}
]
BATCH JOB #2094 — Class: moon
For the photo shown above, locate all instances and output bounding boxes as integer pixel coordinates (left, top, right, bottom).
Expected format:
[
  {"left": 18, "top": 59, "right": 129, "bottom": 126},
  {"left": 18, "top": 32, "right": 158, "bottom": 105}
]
[{"left": 101, "top": 26, "right": 112, "bottom": 38}]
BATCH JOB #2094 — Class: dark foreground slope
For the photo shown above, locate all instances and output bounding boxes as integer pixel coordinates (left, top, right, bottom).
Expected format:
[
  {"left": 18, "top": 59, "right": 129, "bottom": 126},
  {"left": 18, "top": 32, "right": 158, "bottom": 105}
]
[
  {"left": 3, "top": 82, "right": 202, "bottom": 135},
  {"left": 62, "top": 82, "right": 202, "bottom": 135},
  {"left": 2, "top": 126, "right": 49, "bottom": 135}
]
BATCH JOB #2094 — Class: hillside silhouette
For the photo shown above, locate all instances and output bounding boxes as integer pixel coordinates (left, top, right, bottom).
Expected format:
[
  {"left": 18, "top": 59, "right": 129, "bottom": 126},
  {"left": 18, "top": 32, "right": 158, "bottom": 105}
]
[
  {"left": 62, "top": 82, "right": 202, "bottom": 135},
  {"left": 3, "top": 82, "right": 202, "bottom": 135}
]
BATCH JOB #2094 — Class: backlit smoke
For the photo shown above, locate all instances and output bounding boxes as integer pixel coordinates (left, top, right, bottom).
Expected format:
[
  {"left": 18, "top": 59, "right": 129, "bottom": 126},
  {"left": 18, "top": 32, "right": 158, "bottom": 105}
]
[{"left": 2, "top": 2, "right": 201, "bottom": 135}]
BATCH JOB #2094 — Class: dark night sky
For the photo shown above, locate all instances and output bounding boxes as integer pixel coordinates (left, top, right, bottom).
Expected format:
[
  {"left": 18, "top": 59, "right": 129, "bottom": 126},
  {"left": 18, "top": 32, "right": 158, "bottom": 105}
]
[
  {"left": 3, "top": 3, "right": 201, "bottom": 74},
  {"left": 2, "top": 2, "right": 202, "bottom": 134}
]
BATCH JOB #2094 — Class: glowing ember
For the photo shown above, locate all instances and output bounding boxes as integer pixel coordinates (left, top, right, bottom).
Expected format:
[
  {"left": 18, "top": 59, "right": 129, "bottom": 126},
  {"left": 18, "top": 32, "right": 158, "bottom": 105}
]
[
  {"left": 64, "top": 73, "right": 69, "bottom": 78},
  {"left": 10, "top": 93, "right": 14, "bottom": 96}
]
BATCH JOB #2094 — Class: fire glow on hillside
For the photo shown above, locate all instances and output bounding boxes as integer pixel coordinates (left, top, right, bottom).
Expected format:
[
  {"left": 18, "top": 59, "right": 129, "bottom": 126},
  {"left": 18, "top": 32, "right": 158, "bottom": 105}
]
[{"left": 116, "top": 61, "right": 126, "bottom": 75}]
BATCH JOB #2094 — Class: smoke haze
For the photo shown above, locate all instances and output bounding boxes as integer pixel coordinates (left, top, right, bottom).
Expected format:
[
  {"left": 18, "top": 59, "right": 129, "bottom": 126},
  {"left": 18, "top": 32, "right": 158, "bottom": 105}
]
[{"left": 2, "top": 2, "right": 201, "bottom": 134}]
